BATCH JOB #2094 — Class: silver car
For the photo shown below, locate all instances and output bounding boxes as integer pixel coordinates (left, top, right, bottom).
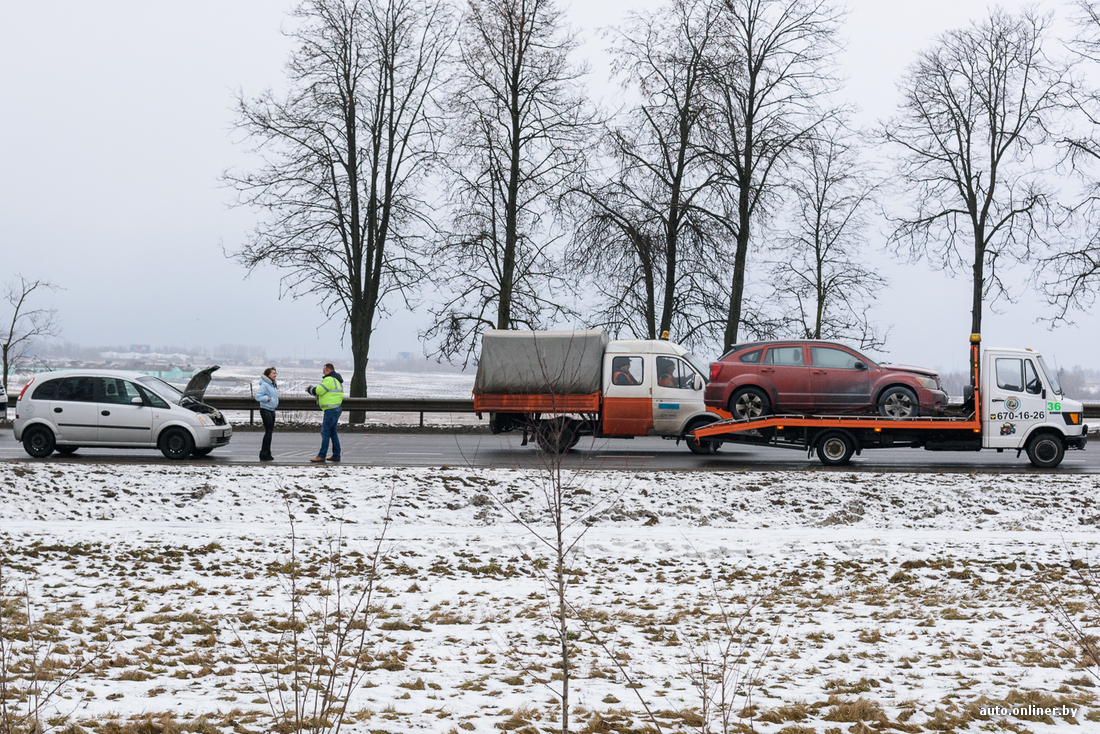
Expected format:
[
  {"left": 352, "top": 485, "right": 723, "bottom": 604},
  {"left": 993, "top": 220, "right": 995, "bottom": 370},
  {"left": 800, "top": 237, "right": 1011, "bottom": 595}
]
[{"left": 13, "top": 366, "right": 232, "bottom": 460}]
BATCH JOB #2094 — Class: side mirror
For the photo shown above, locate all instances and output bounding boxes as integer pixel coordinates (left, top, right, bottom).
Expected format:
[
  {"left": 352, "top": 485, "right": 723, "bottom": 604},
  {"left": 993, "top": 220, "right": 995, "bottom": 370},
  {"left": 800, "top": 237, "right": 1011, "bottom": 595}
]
[
  {"left": 694, "top": 375, "right": 704, "bottom": 391},
  {"left": 131, "top": 396, "right": 144, "bottom": 405},
  {"left": 854, "top": 361, "right": 867, "bottom": 370}
]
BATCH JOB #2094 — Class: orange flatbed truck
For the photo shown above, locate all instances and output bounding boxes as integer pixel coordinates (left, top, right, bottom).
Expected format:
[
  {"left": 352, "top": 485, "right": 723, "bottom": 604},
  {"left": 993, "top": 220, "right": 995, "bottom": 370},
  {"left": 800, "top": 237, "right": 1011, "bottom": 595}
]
[
  {"left": 472, "top": 329, "right": 731, "bottom": 453},
  {"left": 691, "top": 335, "right": 1088, "bottom": 468}
]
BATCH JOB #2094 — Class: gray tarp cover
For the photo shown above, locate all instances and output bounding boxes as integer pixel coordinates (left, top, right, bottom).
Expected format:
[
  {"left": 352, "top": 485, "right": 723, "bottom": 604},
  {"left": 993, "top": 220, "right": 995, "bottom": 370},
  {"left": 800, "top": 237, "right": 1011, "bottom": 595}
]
[{"left": 473, "top": 330, "right": 608, "bottom": 395}]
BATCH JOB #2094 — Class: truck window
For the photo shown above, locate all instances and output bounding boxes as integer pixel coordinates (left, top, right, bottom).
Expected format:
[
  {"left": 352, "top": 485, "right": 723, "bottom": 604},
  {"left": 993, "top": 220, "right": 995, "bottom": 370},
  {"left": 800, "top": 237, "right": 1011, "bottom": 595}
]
[
  {"left": 764, "top": 346, "right": 803, "bottom": 366},
  {"left": 1024, "top": 360, "right": 1042, "bottom": 395},
  {"left": 611, "top": 356, "right": 643, "bottom": 386},
  {"left": 995, "top": 358, "right": 1023, "bottom": 392},
  {"left": 656, "top": 356, "right": 693, "bottom": 389}
]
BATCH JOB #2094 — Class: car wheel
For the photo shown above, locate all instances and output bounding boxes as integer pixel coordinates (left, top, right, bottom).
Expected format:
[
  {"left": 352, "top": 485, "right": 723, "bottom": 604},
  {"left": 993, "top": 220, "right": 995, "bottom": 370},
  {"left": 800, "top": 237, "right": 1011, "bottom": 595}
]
[
  {"left": 878, "top": 386, "right": 919, "bottom": 419},
  {"left": 159, "top": 428, "right": 195, "bottom": 460},
  {"left": 729, "top": 387, "right": 771, "bottom": 421},
  {"left": 816, "top": 430, "right": 855, "bottom": 466},
  {"left": 22, "top": 425, "right": 56, "bottom": 458},
  {"left": 192, "top": 447, "right": 214, "bottom": 458},
  {"left": 1026, "top": 433, "right": 1065, "bottom": 469},
  {"left": 684, "top": 417, "right": 720, "bottom": 455},
  {"left": 56, "top": 446, "right": 79, "bottom": 456}
]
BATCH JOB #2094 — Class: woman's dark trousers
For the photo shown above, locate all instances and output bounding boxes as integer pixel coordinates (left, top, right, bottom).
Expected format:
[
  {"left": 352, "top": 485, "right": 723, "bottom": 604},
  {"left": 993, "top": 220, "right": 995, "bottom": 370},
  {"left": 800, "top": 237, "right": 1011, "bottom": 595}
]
[{"left": 260, "top": 409, "right": 275, "bottom": 460}]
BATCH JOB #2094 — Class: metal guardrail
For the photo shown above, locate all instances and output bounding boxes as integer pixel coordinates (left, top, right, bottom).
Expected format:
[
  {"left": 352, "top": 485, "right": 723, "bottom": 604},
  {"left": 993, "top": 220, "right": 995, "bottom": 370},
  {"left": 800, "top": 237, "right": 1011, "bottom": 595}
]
[
  {"left": 5, "top": 395, "right": 1100, "bottom": 421},
  {"left": 198, "top": 396, "right": 475, "bottom": 427}
]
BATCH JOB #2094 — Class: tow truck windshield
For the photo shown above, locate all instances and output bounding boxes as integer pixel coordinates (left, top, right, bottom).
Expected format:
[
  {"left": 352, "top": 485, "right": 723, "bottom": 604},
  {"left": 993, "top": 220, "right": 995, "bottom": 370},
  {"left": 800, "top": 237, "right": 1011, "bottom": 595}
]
[
  {"left": 684, "top": 353, "right": 711, "bottom": 383},
  {"left": 1037, "top": 355, "right": 1062, "bottom": 395}
]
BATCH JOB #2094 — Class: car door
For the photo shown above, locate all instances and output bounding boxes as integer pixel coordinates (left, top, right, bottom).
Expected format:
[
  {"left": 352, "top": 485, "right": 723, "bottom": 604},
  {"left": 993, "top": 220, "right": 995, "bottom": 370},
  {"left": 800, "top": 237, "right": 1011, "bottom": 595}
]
[
  {"left": 809, "top": 346, "right": 871, "bottom": 412},
  {"left": 603, "top": 354, "right": 653, "bottom": 436},
  {"left": 96, "top": 377, "right": 153, "bottom": 445},
  {"left": 652, "top": 355, "right": 704, "bottom": 433},
  {"left": 760, "top": 345, "right": 811, "bottom": 410},
  {"left": 986, "top": 356, "right": 1048, "bottom": 449},
  {"left": 51, "top": 376, "right": 100, "bottom": 443}
]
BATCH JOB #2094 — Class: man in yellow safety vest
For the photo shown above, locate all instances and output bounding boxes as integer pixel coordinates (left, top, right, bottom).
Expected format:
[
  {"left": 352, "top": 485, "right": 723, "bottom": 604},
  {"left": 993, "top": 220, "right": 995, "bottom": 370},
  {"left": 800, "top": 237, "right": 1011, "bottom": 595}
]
[{"left": 308, "top": 363, "right": 344, "bottom": 462}]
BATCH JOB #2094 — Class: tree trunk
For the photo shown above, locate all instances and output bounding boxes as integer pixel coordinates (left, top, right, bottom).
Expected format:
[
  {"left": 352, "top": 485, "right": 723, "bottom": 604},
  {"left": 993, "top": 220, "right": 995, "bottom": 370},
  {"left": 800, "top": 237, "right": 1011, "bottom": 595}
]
[
  {"left": 723, "top": 222, "right": 751, "bottom": 351},
  {"left": 971, "top": 235, "right": 985, "bottom": 336},
  {"left": 348, "top": 307, "right": 372, "bottom": 424}
]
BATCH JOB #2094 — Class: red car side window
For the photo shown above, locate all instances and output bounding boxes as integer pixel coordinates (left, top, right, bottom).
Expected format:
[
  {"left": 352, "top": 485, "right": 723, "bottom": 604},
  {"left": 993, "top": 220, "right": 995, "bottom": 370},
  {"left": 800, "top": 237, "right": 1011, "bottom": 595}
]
[{"left": 739, "top": 349, "right": 762, "bottom": 363}]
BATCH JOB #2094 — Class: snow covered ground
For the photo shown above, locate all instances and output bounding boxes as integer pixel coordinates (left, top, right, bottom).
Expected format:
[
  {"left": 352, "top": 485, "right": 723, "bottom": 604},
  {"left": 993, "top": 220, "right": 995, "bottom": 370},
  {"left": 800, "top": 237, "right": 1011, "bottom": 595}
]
[{"left": 2, "top": 464, "right": 1099, "bottom": 733}]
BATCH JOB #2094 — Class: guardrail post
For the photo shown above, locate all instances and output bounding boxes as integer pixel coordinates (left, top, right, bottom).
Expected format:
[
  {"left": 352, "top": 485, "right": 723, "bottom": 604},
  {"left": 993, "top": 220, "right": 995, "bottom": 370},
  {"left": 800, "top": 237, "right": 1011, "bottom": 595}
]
[
  {"left": 420, "top": 411, "right": 424, "bottom": 428},
  {"left": 250, "top": 409, "right": 254, "bottom": 425}
]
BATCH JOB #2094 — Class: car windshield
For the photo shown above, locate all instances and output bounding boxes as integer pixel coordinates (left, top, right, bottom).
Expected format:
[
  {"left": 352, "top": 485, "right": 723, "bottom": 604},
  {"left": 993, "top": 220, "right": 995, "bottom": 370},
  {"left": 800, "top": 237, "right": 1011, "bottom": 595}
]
[
  {"left": 137, "top": 375, "right": 183, "bottom": 404},
  {"left": 682, "top": 352, "right": 710, "bottom": 382},
  {"left": 1036, "top": 355, "right": 1062, "bottom": 395}
]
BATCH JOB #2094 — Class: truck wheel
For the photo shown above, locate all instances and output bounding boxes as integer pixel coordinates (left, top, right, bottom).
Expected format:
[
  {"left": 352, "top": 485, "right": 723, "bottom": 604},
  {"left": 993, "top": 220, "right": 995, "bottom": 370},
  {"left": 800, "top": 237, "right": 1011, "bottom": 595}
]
[
  {"left": 22, "top": 425, "right": 56, "bottom": 458},
  {"left": 1026, "top": 433, "right": 1065, "bottom": 469},
  {"left": 535, "top": 418, "right": 576, "bottom": 454},
  {"left": 56, "top": 446, "right": 79, "bottom": 456},
  {"left": 159, "top": 428, "right": 194, "bottom": 460},
  {"left": 730, "top": 387, "right": 771, "bottom": 420},
  {"left": 816, "top": 431, "right": 855, "bottom": 466},
  {"left": 878, "top": 386, "right": 919, "bottom": 418},
  {"left": 684, "top": 417, "right": 720, "bottom": 455}
]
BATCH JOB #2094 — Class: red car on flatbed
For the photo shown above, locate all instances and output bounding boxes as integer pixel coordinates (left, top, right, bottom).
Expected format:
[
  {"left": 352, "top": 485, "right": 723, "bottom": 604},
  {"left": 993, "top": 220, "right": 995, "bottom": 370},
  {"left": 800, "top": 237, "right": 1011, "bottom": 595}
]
[{"left": 705, "top": 340, "right": 948, "bottom": 420}]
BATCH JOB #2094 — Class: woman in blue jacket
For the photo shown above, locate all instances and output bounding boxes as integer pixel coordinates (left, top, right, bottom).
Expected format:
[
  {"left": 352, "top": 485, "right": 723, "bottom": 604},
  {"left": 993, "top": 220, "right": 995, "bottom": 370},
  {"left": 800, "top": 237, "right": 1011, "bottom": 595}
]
[{"left": 256, "top": 367, "right": 279, "bottom": 461}]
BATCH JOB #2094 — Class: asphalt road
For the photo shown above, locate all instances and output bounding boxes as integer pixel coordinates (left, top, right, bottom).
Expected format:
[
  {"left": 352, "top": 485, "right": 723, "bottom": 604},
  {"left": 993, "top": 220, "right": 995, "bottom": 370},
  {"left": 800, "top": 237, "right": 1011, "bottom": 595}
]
[{"left": 1, "top": 428, "right": 1096, "bottom": 473}]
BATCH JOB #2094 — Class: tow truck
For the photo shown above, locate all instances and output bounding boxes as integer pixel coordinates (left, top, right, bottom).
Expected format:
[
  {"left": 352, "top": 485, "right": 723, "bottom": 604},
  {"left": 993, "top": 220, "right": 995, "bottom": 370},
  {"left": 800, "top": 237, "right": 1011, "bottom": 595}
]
[{"left": 691, "top": 335, "right": 1088, "bottom": 468}]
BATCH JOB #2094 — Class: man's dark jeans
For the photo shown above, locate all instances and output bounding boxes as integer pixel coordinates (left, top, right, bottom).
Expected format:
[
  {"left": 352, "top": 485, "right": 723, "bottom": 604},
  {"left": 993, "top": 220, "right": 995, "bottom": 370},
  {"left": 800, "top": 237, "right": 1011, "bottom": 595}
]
[{"left": 319, "top": 406, "right": 342, "bottom": 459}]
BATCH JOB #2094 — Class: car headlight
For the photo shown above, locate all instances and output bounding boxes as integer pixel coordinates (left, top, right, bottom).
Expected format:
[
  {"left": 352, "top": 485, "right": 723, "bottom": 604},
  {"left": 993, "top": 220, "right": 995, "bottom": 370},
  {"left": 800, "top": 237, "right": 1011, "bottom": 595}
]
[
  {"left": 196, "top": 413, "right": 214, "bottom": 427},
  {"left": 916, "top": 377, "right": 938, "bottom": 390}
]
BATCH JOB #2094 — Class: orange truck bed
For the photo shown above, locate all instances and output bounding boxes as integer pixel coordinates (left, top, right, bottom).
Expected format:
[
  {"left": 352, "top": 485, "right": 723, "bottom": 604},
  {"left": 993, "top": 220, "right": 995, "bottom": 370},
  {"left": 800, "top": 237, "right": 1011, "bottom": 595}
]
[{"left": 473, "top": 392, "right": 602, "bottom": 414}]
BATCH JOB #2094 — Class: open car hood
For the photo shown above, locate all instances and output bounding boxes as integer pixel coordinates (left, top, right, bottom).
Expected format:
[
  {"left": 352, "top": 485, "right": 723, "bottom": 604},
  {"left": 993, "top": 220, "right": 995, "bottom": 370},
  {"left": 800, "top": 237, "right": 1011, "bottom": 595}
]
[
  {"left": 182, "top": 365, "right": 220, "bottom": 402},
  {"left": 881, "top": 363, "right": 939, "bottom": 378}
]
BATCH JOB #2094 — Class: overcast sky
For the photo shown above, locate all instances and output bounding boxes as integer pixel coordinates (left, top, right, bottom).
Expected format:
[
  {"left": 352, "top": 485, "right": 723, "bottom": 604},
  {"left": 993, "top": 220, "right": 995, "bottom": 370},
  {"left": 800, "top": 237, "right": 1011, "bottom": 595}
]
[{"left": 2, "top": 0, "right": 1098, "bottom": 374}]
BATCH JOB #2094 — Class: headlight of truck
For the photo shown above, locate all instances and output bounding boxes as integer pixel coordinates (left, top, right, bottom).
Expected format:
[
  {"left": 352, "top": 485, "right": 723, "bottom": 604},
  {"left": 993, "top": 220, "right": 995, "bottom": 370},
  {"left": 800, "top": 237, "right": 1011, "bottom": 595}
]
[
  {"left": 196, "top": 413, "right": 214, "bottom": 427},
  {"left": 916, "top": 377, "right": 938, "bottom": 390}
]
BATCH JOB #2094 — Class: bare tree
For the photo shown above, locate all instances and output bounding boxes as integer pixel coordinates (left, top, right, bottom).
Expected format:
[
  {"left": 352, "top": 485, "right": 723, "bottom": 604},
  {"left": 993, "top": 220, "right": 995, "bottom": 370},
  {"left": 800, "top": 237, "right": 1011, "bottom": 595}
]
[
  {"left": 707, "top": 0, "right": 845, "bottom": 351},
  {"left": 882, "top": 7, "right": 1071, "bottom": 336},
  {"left": 1, "top": 277, "right": 60, "bottom": 397},
  {"left": 567, "top": 0, "right": 724, "bottom": 346},
  {"left": 426, "top": 0, "right": 596, "bottom": 364},
  {"left": 770, "top": 121, "right": 886, "bottom": 348},
  {"left": 227, "top": 0, "right": 453, "bottom": 420},
  {"left": 1043, "top": 0, "right": 1100, "bottom": 320}
]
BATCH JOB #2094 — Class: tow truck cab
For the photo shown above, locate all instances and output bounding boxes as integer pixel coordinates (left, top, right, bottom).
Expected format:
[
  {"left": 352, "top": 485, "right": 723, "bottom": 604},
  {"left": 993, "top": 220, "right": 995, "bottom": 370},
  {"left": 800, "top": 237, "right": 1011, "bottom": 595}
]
[{"left": 980, "top": 347, "right": 1087, "bottom": 460}]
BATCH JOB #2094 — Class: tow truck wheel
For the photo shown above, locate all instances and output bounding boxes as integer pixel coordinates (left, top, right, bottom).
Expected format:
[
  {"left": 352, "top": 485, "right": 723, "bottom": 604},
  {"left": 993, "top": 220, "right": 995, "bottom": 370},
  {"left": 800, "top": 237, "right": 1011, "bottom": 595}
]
[
  {"left": 1026, "top": 433, "right": 1065, "bottom": 469},
  {"left": 56, "top": 446, "right": 79, "bottom": 456},
  {"left": 816, "top": 431, "right": 855, "bottom": 466},
  {"left": 730, "top": 387, "right": 771, "bottom": 420},
  {"left": 684, "top": 418, "right": 720, "bottom": 455},
  {"left": 535, "top": 418, "right": 576, "bottom": 454},
  {"left": 878, "top": 386, "right": 920, "bottom": 418}
]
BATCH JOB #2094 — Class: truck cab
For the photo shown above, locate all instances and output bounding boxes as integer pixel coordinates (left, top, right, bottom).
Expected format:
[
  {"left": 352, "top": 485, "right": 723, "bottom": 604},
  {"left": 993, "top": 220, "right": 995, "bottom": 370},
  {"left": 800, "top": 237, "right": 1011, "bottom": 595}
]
[
  {"left": 601, "top": 339, "right": 728, "bottom": 450},
  {"left": 981, "top": 347, "right": 1088, "bottom": 465}
]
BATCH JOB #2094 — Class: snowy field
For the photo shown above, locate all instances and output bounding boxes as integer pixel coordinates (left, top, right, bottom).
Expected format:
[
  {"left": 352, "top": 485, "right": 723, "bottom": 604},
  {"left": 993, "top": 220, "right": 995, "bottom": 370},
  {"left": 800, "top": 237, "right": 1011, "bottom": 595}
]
[{"left": 2, "top": 464, "right": 1100, "bottom": 733}]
